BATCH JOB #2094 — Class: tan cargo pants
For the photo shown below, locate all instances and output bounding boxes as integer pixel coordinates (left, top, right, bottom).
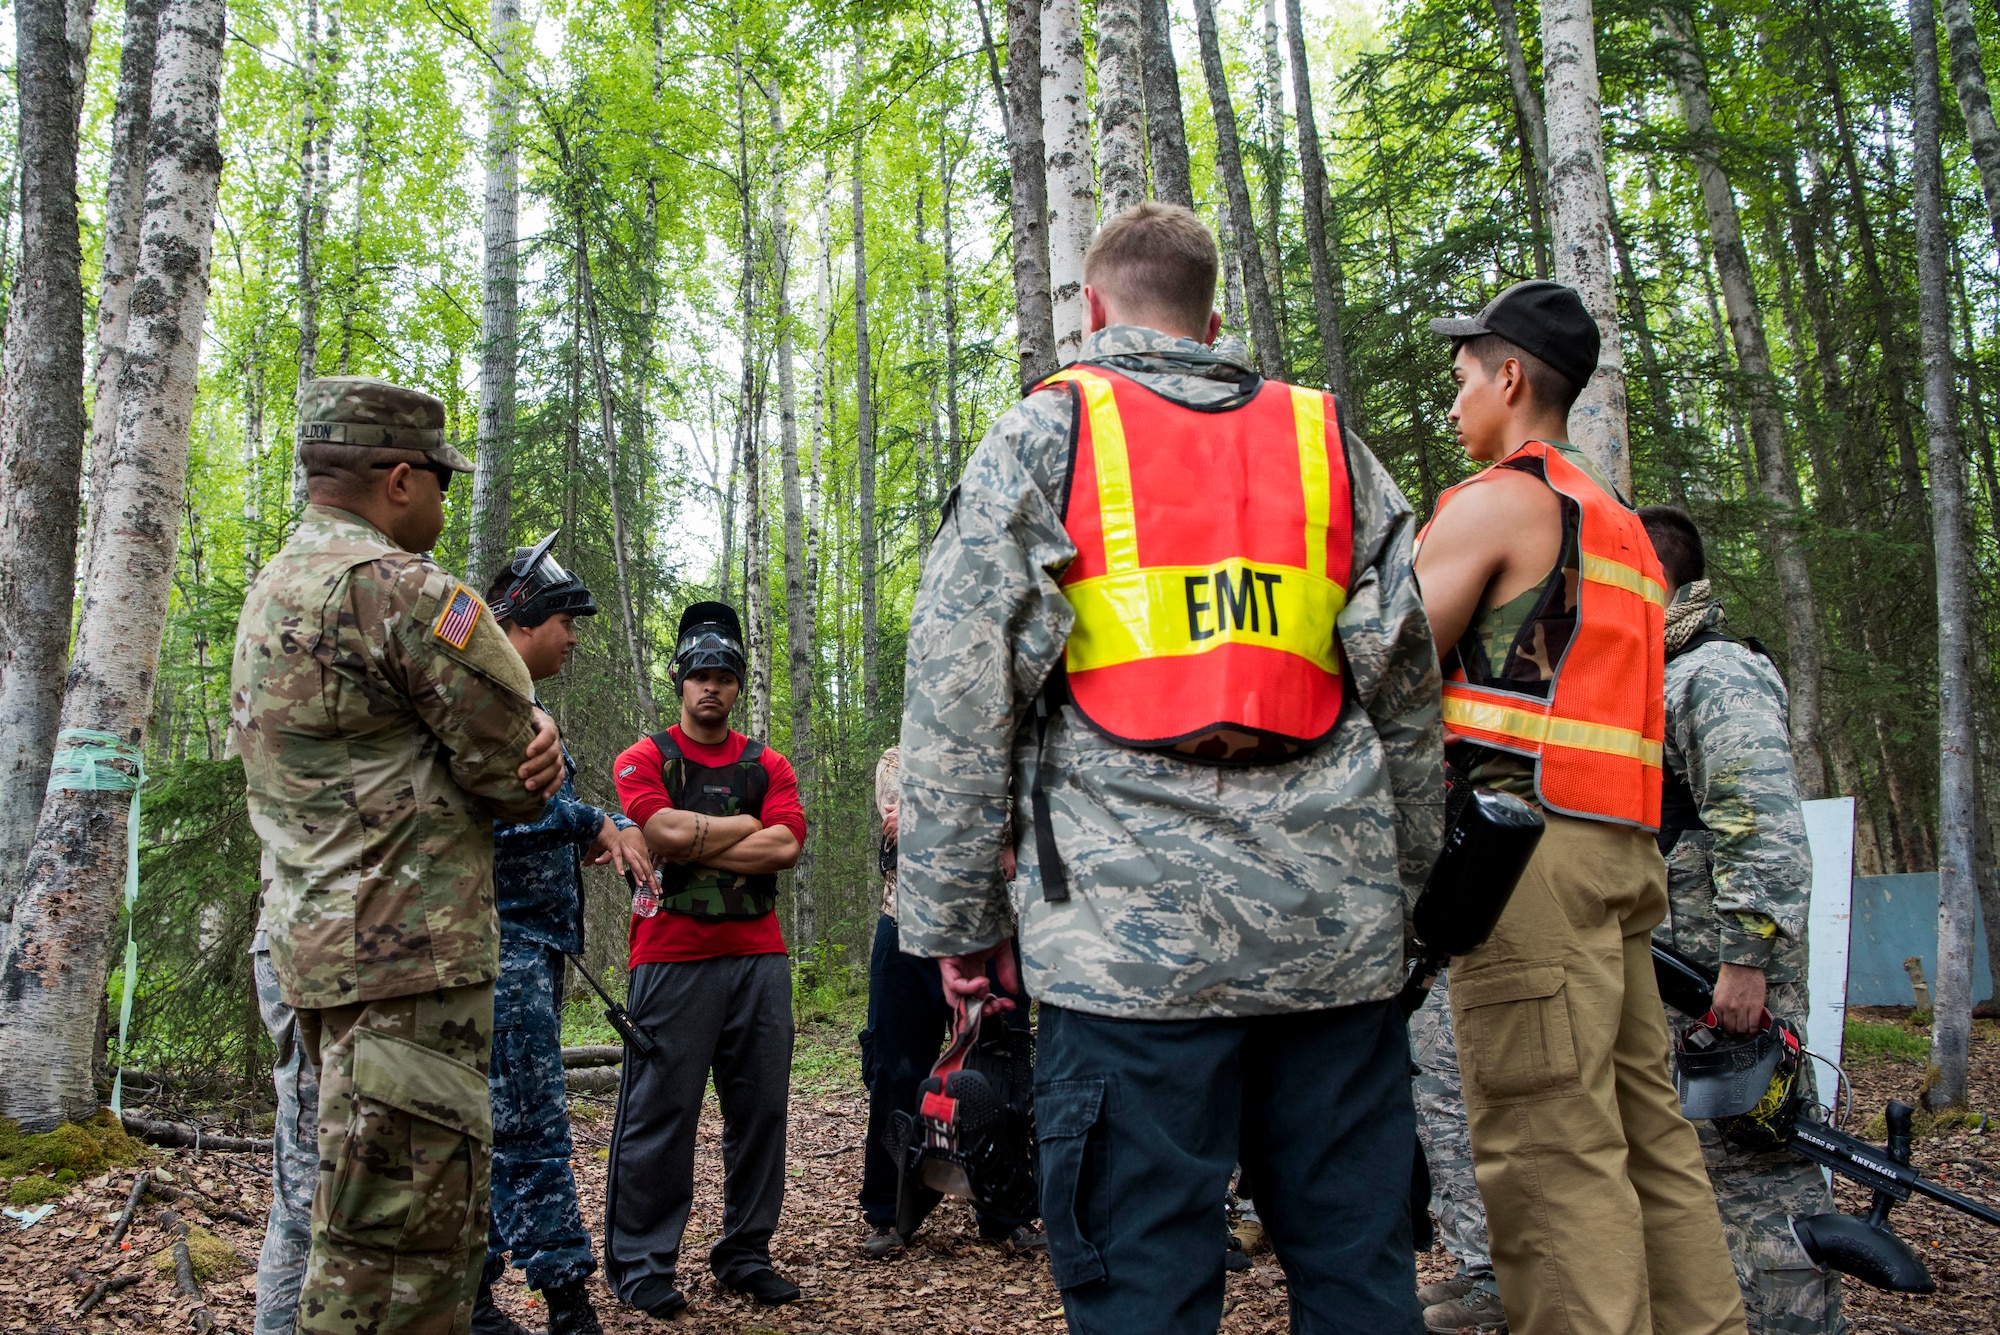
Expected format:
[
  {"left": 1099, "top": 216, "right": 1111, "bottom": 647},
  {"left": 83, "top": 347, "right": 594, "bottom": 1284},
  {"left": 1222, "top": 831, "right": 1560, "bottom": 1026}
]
[
  {"left": 1449, "top": 812, "right": 1746, "bottom": 1335},
  {"left": 295, "top": 981, "right": 496, "bottom": 1335}
]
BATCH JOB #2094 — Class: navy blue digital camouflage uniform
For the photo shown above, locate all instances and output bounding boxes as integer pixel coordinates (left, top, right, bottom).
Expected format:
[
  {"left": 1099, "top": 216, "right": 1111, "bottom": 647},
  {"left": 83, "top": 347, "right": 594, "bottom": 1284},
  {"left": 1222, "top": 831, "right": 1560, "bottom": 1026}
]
[{"left": 485, "top": 734, "right": 634, "bottom": 1293}]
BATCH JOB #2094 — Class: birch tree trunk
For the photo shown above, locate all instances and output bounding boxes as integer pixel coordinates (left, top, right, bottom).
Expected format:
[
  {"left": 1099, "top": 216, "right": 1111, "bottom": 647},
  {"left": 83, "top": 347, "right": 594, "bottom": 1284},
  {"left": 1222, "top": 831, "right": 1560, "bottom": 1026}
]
[
  {"left": 1283, "top": 0, "right": 1353, "bottom": 406},
  {"left": 289, "top": 0, "right": 324, "bottom": 511},
  {"left": 0, "top": 0, "right": 225, "bottom": 1129},
  {"left": 1095, "top": 0, "right": 1146, "bottom": 220},
  {"left": 1490, "top": 0, "right": 1552, "bottom": 276},
  {"left": 772, "top": 93, "right": 818, "bottom": 956},
  {"left": 1007, "top": 0, "right": 1057, "bottom": 384},
  {"left": 1194, "top": 0, "right": 1284, "bottom": 376},
  {"left": 853, "top": 35, "right": 880, "bottom": 715},
  {"left": 578, "top": 227, "right": 659, "bottom": 719},
  {"left": 941, "top": 128, "right": 966, "bottom": 477},
  {"left": 973, "top": 0, "right": 1011, "bottom": 138},
  {"left": 0, "top": 0, "right": 96, "bottom": 920},
  {"left": 1041, "top": 0, "right": 1094, "bottom": 362},
  {"left": 1139, "top": 0, "right": 1193, "bottom": 208},
  {"left": 83, "top": 0, "right": 159, "bottom": 555},
  {"left": 1658, "top": 5, "right": 1828, "bottom": 799},
  {"left": 466, "top": 0, "right": 521, "bottom": 585},
  {"left": 1940, "top": 0, "right": 2000, "bottom": 250},
  {"left": 1909, "top": 0, "right": 1978, "bottom": 1110},
  {"left": 1541, "top": 0, "right": 1630, "bottom": 492}
]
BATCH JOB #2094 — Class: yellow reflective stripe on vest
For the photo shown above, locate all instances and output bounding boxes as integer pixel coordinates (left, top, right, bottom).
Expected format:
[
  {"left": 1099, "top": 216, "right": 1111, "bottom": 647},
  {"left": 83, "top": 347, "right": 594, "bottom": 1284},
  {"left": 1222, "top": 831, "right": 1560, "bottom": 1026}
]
[
  {"left": 1291, "top": 387, "right": 1331, "bottom": 580},
  {"left": 1065, "top": 560, "right": 1347, "bottom": 674},
  {"left": 1048, "top": 367, "right": 1140, "bottom": 573},
  {"left": 1442, "top": 693, "right": 1664, "bottom": 766},
  {"left": 1581, "top": 552, "right": 1668, "bottom": 608}
]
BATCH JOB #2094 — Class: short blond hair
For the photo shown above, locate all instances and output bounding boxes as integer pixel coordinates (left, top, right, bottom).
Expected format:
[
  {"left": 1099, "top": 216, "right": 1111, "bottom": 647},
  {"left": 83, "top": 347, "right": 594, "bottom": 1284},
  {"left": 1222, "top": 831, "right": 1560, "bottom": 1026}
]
[{"left": 1083, "top": 202, "right": 1218, "bottom": 337}]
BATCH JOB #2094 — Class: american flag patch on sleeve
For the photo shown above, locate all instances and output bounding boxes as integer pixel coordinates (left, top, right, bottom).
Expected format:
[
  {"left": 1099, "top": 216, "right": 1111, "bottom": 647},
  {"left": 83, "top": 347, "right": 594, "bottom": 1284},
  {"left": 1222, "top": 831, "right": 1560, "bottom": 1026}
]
[{"left": 433, "top": 585, "right": 483, "bottom": 649}]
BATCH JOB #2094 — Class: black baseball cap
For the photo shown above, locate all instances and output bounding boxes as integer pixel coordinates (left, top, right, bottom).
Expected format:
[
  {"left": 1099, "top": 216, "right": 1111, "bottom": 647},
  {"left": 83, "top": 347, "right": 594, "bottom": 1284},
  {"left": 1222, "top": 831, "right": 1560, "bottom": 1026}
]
[{"left": 1429, "top": 280, "right": 1599, "bottom": 390}]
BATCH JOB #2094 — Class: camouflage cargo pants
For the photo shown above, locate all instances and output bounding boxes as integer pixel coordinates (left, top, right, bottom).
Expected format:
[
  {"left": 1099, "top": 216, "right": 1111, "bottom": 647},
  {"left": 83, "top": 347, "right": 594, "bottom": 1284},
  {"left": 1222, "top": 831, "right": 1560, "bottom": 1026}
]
[
  {"left": 253, "top": 942, "right": 321, "bottom": 1335},
  {"left": 1408, "top": 973, "right": 1498, "bottom": 1297},
  {"left": 296, "top": 981, "right": 496, "bottom": 1335},
  {"left": 1673, "top": 982, "right": 1846, "bottom": 1335}
]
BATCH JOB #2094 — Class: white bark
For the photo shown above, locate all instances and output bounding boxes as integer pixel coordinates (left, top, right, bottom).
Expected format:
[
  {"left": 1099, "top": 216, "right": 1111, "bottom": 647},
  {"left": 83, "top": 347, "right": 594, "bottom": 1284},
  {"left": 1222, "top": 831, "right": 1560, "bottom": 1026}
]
[
  {"left": 466, "top": 0, "right": 521, "bottom": 586},
  {"left": 1940, "top": 0, "right": 2000, "bottom": 252},
  {"left": 773, "top": 92, "right": 817, "bottom": 955},
  {"left": 0, "top": 0, "right": 225, "bottom": 1129},
  {"left": 1139, "top": 0, "right": 1193, "bottom": 207},
  {"left": 1283, "top": 0, "right": 1351, "bottom": 405},
  {"left": 1041, "top": 0, "right": 1093, "bottom": 362},
  {"left": 0, "top": 0, "right": 96, "bottom": 919},
  {"left": 1909, "top": 0, "right": 1978, "bottom": 1109},
  {"left": 289, "top": 0, "right": 324, "bottom": 513},
  {"left": 1095, "top": 0, "right": 1146, "bottom": 220},
  {"left": 1541, "top": 0, "right": 1630, "bottom": 492}
]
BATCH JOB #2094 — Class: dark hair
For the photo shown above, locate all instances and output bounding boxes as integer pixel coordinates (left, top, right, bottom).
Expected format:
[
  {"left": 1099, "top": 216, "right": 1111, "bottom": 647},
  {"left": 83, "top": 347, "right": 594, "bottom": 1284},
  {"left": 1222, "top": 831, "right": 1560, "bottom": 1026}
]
[
  {"left": 1454, "top": 333, "right": 1584, "bottom": 414},
  {"left": 1082, "top": 201, "right": 1219, "bottom": 337},
  {"left": 1638, "top": 505, "right": 1706, "bottom": 591}
]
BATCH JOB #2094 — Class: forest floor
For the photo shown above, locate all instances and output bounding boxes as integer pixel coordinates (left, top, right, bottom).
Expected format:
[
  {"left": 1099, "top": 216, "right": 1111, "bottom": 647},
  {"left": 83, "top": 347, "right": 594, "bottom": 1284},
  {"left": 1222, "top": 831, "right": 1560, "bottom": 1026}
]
[{"left": 3, "top": 1008, "right": 1996, "bottom": 1334}]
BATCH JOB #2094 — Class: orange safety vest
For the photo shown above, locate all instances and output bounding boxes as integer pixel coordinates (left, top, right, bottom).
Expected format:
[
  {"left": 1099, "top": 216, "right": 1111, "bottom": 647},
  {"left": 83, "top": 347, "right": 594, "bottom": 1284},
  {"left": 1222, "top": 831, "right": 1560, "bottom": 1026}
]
[
  {"left": 1418, "top": 440, "right": 1668, "bottom": 829},
  {"left": 1041, "top": 363, "right": 1354, "bottom": 751}
]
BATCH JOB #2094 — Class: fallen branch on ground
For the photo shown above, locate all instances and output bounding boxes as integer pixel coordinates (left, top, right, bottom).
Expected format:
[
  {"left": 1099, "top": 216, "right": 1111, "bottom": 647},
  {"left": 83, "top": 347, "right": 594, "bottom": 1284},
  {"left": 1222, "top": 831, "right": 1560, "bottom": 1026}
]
[
  {"left": 561, "top": 1045, "right": 624, "bottom": 1069},
  {"left": 104, "top": 1170, "right": 151, "bottom": 1251},
  {"left": 564, "top": 1067, "right": 621, "bottom": 1094},
  {"left": 157, "top": 1207, "right": 218, "bottom": 1334},
  {"left": 67, "top": 1267, "right": 141, "bottom": 1316},
  {"left": 121, "top": 1114, "right": 272, "bottom": 1154}
]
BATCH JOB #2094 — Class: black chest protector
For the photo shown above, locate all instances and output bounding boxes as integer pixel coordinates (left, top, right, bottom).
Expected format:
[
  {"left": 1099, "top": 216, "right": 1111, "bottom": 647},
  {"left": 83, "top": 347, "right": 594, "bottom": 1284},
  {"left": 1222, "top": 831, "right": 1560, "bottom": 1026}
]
[
  {"left": 1656, "top": 629, "right": 1775, "bottom": 857},
  {"left": 651, "top": 732, "right": 776, "bottom": 919}
]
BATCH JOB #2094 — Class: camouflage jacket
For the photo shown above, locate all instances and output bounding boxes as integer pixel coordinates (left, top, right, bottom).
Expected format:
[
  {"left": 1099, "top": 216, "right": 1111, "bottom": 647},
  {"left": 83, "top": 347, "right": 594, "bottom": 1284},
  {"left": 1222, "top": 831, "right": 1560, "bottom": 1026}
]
[
  {"left": 230, "top": 506, "right": 545, "bottom": 1008},
  {"left": 1652, "top": 597, "right": 1810, "bottom": 984},
  {"left": 494, "top": 721, "right": 633, "bottom": 954},
  {"left": 896, "top": 327, "right": 1445, "bottom": 1018}
]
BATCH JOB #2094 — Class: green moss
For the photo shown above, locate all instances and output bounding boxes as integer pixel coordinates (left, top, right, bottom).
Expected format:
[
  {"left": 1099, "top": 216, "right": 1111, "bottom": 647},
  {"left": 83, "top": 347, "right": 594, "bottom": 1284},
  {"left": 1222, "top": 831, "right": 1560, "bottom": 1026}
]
[
  {"left": 151, "top": 1225, "right": 243, "bottom": 1283},
  {"left": 53, "top": 1168, "right": 76, "bottom": 1184},
  {"left": 7, "top": 1174, "right": 67, "bottom": 1206},
  {"left": 0, "top": 1109, "right": 144, "bottom": 1179}
]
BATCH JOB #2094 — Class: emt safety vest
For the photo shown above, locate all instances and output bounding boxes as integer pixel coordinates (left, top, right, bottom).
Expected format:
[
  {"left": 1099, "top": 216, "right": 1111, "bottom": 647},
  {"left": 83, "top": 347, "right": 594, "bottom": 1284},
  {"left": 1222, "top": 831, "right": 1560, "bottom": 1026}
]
[
  {"left": 1419, "top": 440, "right": 1667, "bottom": 829},
  {"left": 1040, "top": 364, "right": 1354, "bottom": 752}
]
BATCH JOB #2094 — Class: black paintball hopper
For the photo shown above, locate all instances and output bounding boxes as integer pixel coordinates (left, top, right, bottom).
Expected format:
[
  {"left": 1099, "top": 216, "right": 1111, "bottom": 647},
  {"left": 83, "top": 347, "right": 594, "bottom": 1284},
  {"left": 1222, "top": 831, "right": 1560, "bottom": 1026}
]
[{"left": 1789, "top": 1212, "right": 1934, "bottom": 1293}]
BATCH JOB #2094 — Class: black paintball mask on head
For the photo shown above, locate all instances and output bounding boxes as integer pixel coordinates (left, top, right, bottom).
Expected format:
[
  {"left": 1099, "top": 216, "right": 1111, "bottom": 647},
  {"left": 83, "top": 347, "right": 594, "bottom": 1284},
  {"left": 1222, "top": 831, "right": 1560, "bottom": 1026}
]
[
  {"left": 489, "top": 532, "right": 597, "bottom": 627},
  {"left": 670, "top": 600, "right": 747, "bottom": 692}
]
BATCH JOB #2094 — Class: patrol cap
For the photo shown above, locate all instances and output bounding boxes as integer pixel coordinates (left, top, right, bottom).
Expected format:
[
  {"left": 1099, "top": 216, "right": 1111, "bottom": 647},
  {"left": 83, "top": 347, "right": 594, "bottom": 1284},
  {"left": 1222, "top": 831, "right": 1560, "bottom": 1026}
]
[
  {"left": 1428, "top": 280, "right": 1599, "bottom": 391},
  {"left": 296, "top": 376, "right": 474, "bottom": 473}
]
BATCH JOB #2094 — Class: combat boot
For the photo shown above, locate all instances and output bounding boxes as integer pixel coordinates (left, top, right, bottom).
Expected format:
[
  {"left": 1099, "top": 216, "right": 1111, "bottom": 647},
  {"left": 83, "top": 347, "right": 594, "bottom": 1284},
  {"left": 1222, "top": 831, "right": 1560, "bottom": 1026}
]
[
  {"left": 1415, "top": 1274, "right": 1476, "bottom": 1308},
  {"left": 471, "top": 1278, "right": 541, "bottom": 1335},
  {"left": 543, "top": 1280, "right": 605, "bottom": 1335},
  {"left": 1422, "top": 1283, "right": 1508, "bottom": 1334}
]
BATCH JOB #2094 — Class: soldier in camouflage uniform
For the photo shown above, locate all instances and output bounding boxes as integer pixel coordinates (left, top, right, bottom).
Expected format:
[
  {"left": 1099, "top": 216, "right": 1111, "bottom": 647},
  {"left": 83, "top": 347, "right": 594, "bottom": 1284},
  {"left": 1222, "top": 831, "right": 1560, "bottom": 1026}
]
[
  {"left": 897, "top": 204, "right": 1443, "bottom": 1334},
  {"left": 1408, "top": 978, "right": 1504, "bottom": 1330},
  {"left": 231, "top": 377, "right": 562, "bottom": 1335},
  {"left": 472, "top": 544, "right": 653, "bottom": 1335},
  {"left": 1641, "top": 507, "right": 1845, "bottom": 1335}
]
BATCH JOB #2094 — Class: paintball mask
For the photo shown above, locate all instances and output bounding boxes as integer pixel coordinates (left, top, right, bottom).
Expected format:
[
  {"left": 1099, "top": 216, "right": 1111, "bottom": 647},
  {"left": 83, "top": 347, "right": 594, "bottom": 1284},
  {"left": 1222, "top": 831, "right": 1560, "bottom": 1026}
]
[
  {"left": 887, "top": 996, "right": 1038, "bottom": 1243},
  {"left": 490, "top": 532, "right": 597, "bottom": 626},
  {"left": 1675, "top": 1011, "right": 1806, "bottom": 1142},
  {"left": 670, "top": 601, "right": 747, "bottom": 691}
]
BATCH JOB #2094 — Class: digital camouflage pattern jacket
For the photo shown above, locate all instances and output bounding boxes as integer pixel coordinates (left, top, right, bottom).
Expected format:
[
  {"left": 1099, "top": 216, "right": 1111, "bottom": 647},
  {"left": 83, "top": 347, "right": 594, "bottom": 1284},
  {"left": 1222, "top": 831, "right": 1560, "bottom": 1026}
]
[
  {"left": 896, "top": 326, "right": 1445, "bottom": 1018},
  {"left": 231, "top": 506, "right": 545, "bottom": 1008},
  {"left": 494, "top": 725, "right": 633, "bottom": 954},
  {"left": 1654, "top": 596, "right": 1811, "bottom": 986}
]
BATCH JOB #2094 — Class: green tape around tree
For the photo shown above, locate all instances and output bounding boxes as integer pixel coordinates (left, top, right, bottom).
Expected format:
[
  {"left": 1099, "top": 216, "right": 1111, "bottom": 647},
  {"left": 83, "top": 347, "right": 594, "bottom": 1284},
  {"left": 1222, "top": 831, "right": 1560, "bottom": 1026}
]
[{"left": 45, "top": 729, "right": 147, "bottom": 1114}]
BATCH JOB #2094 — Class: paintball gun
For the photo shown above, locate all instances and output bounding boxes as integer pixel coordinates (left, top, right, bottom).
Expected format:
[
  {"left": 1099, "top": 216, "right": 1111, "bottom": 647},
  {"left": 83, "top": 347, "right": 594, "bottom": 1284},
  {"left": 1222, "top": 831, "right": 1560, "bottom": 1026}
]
[
  {"left": 556, "top": 873, "right": 661, "bottom": 1060},
  {"left": 1397, "top": 787, "right": 1546, "bottom": 1015},
  {"left": 1650, "top": 945, "right": 2000, "bottom": 1292}
]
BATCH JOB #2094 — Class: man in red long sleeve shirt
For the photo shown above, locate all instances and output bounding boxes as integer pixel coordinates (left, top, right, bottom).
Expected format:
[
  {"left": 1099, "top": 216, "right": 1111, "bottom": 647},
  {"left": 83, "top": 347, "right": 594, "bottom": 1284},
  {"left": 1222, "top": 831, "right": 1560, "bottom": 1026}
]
[{"left": 603, "top": 601, "right": 806, "bottom": 1318}]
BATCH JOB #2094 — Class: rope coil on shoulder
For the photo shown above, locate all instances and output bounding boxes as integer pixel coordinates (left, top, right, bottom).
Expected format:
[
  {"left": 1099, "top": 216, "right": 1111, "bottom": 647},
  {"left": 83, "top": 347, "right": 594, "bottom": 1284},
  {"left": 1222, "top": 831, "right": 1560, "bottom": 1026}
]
[{"left": 46, "top": 729, "right": 148, "bottom": 1115}]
